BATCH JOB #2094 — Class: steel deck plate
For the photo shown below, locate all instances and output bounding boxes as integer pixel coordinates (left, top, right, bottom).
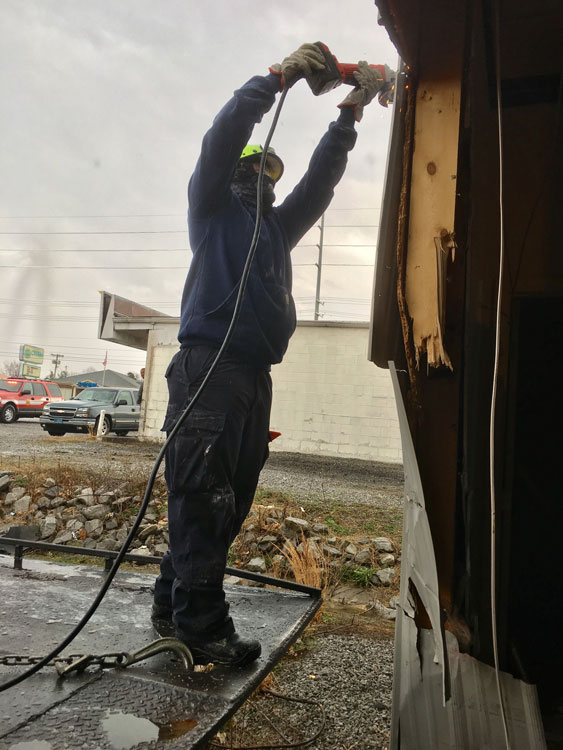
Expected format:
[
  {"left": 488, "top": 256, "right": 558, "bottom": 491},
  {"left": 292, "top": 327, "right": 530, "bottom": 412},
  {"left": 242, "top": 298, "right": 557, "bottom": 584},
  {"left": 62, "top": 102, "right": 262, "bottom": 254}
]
[{"left": 0, "top": 557, "right": 321, "bottom": 749}]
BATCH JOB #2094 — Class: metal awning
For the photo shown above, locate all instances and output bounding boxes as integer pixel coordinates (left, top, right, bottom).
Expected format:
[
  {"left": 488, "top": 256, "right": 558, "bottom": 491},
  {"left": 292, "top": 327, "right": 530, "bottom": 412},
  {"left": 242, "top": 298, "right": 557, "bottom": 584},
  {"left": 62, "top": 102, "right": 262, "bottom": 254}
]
[{"left": 0, "top": 553, "right": 320, "bottom": 749}]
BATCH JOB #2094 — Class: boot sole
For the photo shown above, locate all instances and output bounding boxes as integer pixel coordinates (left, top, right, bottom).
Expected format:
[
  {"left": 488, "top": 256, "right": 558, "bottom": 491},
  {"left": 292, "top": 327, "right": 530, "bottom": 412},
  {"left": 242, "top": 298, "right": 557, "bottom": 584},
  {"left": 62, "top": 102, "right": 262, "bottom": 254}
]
[
  {"left": 151, "top": 615, "right": 176, "bottom": 639},
  {"left": 151, "top": 619, "right": 261, "bottom": 667},
  {"left": 190, "top": 643, "right": 261, "bottom": 668}
]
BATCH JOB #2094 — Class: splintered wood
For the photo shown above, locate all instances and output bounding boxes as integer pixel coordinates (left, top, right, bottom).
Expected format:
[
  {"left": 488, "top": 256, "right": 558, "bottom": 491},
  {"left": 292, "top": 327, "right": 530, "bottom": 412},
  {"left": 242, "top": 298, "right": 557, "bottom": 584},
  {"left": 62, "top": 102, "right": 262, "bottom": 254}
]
[{"left": 405, "top": 77, "right": 461, "bottom": 370}]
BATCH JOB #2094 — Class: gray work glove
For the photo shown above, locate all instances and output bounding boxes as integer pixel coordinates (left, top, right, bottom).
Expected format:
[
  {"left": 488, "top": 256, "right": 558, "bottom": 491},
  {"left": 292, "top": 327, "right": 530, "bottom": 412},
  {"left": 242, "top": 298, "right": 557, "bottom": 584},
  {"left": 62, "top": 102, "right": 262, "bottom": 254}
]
[
  {"left": 338, "top": 61, "right": 387, "bottom": 121},
  {"left": 269, "top": 43, "right": 326, "bottom": 88}
]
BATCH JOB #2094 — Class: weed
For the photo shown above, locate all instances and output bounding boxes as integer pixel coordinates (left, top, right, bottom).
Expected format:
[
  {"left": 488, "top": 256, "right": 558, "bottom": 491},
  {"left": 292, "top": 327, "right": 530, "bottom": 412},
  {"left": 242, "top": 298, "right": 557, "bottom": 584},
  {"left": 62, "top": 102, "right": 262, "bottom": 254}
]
[
  {"left": 362, "top": 521, "right": 379, "bottom": 533},
  {"left": 289, "top": 633, "right": 317, "bottom": 655},
  {"left": 254, "top": 488, "right": 293, "bottom": 506},
  {"left": 339, "top": 565, "right": 377, "bottom": 588},
  {"left": 325, "top": 518, "right": 351, "bottom": 536},
  {"left": 28, "top": 551, "right": 105, "bottom": 567},
  {"left": 11, "top": 476, "right": 29, "bottom": 487}
]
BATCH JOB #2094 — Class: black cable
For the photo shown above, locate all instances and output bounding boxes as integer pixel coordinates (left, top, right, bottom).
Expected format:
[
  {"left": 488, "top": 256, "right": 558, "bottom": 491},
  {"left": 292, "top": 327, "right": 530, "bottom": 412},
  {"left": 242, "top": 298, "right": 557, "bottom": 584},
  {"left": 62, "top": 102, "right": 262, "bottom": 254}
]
[
  {"left": 208, "top": 688, "right": 326, "bottom": 750},
  {"left": 0, "top": 84, "right": 289, "bottom": 693}
]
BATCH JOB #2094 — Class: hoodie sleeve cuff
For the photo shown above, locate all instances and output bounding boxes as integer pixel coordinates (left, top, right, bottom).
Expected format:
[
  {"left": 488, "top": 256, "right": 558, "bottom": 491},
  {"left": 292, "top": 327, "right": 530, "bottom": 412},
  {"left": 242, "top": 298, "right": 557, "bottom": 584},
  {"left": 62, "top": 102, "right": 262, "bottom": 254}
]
[{"left": 337, "top": 106, "right": 357, "bottom": 127}]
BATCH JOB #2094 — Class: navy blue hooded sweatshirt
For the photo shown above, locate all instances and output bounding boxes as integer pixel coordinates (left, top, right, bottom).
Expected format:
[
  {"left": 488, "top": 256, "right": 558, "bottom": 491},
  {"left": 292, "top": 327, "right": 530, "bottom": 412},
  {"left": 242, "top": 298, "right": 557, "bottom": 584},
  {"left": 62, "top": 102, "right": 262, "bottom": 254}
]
[{"left": 178, "top": 72, "right": 357, "bottom": 369}]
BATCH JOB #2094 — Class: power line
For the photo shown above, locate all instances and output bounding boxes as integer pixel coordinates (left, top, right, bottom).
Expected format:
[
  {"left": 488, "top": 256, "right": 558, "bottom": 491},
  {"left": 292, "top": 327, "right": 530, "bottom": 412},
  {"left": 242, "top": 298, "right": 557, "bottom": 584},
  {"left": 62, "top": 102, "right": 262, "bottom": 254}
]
[
  {"left": 322, "top": 299, "right": 370, "bottom": 305},
  {"left": 0, "top": 239, "right": 377, "bottom": 253},
  {"left": 0, "top": 339, "right": 143, "bottom": 353},
  {"left": 0, "top": 257, "right": 376, "bottom": 270},
  {"left": 0, "top": 265, "right": 190, "bottom": 270},
  {"left": 293, "top": 263, "right": 374, "bottom": 267},
  {"left": 0, "top": 230, "right": 187, "bottom": 236},
  {"left": 0, "top": 251, "right": 192, "bottom": 253},
  {"left": 0, "top": 213, "right": 186, "bottom": 219},
  {"left": 323, "top": 296, "right": 371, "bottom": 302},
  {"left": 1, "top": 333, "right": 132, "bottom": 342},
  {"left": 0, "top": 207, "right": 379, "bottom": 220},
  {"left": 0, "top": 345, "right": 143, "bottom": 359},
  {"left": 0, "top": 298, "right": 180, "bottom": 308},
  {"left": 5, "top": 353, "right": 136, "bottom": 365},
  {"left": 0, "top": 314, "right": 98, "bottom": 322},
  {"left": 0, "top": 354, "right": 144, "bottom": 367}
]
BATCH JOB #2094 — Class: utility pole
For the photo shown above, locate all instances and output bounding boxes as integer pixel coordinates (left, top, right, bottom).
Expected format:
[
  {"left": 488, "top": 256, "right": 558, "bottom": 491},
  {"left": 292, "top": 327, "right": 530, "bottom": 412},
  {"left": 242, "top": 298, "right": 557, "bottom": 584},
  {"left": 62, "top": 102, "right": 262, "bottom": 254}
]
[
  {"left": 314, "top": 213, "right": 325, "bottom": 321},
  {"left": 50, "top": 353, "right": 64, "bottom": 378}
]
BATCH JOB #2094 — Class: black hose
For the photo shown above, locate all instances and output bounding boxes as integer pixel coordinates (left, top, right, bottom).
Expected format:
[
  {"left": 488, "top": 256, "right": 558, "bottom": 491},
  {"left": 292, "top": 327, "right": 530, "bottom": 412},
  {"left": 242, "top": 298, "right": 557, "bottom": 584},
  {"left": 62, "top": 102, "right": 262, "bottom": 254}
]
[{"left": 0, "top": 84, "right": 290, "bottom": 693}]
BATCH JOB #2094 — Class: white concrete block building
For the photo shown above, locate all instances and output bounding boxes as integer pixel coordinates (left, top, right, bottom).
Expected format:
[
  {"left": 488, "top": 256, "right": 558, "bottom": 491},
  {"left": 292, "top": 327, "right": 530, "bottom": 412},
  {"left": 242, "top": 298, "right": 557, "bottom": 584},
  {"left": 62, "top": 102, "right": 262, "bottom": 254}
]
[{"left": 99, "top": 293, "right": 402, "bottom": 464}]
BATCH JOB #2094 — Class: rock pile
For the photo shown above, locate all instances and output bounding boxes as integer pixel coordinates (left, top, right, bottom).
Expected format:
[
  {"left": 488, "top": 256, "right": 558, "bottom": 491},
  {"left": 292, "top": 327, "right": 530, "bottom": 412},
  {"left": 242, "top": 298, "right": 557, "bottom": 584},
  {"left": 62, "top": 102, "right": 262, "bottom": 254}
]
[
  {"left": 234, "top": 508, "right": 398, "bottom": 590},
  {"left": 0, "top": 472, "right": 400, "bottom": 614},
  {"left": 0, "top": 473, "right": 168, "bottom": 555}
]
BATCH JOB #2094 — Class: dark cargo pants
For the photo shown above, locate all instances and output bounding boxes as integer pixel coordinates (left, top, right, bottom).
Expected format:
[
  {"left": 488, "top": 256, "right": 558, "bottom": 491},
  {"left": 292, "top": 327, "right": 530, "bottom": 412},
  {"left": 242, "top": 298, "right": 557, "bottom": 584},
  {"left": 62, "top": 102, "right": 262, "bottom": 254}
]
[{"left": 153, "top": 345, "right": 272, "bottom": 640}]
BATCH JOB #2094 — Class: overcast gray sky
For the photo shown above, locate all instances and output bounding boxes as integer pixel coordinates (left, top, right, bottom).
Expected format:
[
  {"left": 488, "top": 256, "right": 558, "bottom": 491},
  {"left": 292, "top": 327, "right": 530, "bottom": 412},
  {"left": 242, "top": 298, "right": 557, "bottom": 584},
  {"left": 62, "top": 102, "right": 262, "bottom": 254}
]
[{"left": 0, "top": 0, "right": 397, "bottom": 377}]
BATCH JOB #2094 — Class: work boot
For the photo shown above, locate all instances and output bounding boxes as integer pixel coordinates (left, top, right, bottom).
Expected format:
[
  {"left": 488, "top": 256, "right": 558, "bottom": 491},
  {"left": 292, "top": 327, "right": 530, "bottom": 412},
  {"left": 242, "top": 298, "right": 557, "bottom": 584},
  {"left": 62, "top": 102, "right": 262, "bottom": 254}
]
[
  {"left": 151, "top": 603, "right": 175, "bottom": 638},
  {"left": 151, "top": 602, "right": 173, "bottom": 621},
  {"left": 181, "top": 631, "right": 261, "bottom": 668}
]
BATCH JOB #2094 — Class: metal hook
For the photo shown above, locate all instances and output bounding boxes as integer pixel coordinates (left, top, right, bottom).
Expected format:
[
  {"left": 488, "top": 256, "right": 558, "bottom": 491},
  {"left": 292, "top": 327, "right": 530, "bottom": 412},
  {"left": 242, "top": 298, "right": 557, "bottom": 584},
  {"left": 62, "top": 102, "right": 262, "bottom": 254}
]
[
  {"left": 124, "top": 638, "right": 194, "bottom": 671},
  {"left": 56, "top": 638, "right": 194, "bottom": 677}
]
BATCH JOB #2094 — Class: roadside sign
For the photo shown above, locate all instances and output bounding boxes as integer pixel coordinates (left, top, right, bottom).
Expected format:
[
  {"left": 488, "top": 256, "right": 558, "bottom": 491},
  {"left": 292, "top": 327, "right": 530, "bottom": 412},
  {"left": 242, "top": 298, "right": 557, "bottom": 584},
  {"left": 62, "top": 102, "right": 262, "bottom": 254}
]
[
  {"left": 19, "top": 344, "right": 44, "bottom": 365},
  {"left": 20, "top": 363, "right": 42, "bottom": 378}
]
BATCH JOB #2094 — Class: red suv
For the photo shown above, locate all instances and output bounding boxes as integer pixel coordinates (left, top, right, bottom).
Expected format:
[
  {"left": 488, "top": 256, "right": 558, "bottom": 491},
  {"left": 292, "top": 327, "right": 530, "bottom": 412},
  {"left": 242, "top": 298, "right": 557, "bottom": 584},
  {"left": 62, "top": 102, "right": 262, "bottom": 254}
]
[{"left": 0, "top": 378, "right": 64, "bottom": 424}]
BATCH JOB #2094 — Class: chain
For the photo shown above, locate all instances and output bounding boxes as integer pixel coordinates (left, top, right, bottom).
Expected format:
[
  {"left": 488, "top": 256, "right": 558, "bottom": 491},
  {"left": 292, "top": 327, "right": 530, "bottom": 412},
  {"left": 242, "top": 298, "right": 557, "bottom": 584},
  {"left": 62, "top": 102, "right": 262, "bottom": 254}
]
[
  {"left": 0, "top": 652, "right": 129, "bottom": 668},
  {"left": 0, "top": 638, "right": 193, "bottom": 676}
]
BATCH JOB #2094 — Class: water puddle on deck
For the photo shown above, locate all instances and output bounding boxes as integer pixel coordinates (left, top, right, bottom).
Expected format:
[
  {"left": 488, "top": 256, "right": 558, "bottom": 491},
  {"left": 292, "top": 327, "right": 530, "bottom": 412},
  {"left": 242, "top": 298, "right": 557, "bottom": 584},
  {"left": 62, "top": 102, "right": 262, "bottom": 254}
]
[
  {"left": 159, "top": 718, "right": 198, "bottom": 739},
  {"left": 101, "top": 709, "right": 198, "bottom": 748},
  {"left": 102, "top": 711, "right": 158, "bottom": 748}
]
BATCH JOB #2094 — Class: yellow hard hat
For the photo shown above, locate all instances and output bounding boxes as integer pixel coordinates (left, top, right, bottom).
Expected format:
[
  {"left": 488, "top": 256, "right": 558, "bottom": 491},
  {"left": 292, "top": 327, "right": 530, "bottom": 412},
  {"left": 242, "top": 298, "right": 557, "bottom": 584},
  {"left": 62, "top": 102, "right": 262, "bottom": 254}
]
[{"left": 239, "top": 144, "right": 284, "bottom": 182}]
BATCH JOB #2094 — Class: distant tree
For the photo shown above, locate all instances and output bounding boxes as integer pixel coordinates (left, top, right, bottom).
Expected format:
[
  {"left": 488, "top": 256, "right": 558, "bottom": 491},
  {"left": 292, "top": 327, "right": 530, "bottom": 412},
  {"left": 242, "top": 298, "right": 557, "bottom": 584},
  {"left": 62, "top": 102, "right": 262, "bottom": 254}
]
[
  {"left": 84, "top": 366, "right": 97, "bottom": 373},
  {"left": 127, "top": 371, "right": 138, "bottom": 380},
  {"left": 48, "top": 367, "right": 70, "bottom": 379},
  {"left": 3, "top": 360, "right": 20, "bottom": 377}
]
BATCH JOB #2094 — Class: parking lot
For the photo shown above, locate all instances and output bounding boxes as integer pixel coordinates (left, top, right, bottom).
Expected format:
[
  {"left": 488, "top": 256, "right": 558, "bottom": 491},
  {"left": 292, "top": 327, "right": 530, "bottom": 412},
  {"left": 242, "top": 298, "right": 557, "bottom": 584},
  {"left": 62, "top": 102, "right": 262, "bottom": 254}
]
[
  {"left": 0, "top": 417, "right": 160, "bottom": 478},
  {"left": 0, "top": 417, "right": 404, "bottom": 507}
]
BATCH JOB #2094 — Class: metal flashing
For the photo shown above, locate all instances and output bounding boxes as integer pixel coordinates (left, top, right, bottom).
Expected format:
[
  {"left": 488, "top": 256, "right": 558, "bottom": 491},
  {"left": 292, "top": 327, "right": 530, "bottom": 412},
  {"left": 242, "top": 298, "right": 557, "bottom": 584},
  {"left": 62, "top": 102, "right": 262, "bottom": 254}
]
[{"left": 388, "top": 361, "right": 546, "bottom": 749}]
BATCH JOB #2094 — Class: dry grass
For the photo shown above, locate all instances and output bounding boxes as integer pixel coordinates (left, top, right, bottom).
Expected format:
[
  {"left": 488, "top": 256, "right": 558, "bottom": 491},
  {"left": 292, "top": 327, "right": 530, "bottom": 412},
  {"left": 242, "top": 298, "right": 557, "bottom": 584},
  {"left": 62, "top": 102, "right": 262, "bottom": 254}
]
[
  {"left": 1, "top": 462, "right": 166, "bottom": 505},
  {"left": 279, "top": 533, "right": 325, "bottom": 591}
]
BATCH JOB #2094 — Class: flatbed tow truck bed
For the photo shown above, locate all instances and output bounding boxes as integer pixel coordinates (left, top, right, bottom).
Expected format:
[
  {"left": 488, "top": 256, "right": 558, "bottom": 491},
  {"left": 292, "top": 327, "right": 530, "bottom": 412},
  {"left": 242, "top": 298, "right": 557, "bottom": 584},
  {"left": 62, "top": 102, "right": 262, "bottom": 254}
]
[{"left": 0, "top": 546, "right": 321, "bottom": 749}]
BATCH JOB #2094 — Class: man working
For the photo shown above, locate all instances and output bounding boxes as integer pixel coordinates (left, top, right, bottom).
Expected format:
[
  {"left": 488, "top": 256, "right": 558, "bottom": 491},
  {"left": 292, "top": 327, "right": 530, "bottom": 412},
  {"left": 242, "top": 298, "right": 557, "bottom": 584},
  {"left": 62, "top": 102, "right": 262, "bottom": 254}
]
[
  {"left": 137, "top": 367, "right": 145, "bottom": 405},
  {"left": 152, "top": 44, "right": 388, "bottom": 667}
]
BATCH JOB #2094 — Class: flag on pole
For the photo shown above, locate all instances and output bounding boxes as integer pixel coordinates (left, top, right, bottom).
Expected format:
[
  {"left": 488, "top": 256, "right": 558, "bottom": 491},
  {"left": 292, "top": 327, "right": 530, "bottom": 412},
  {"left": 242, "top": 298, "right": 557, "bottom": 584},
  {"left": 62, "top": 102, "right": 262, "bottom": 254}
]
[{"left": 102, "top": 352, "right": 107, "bottom": 367}]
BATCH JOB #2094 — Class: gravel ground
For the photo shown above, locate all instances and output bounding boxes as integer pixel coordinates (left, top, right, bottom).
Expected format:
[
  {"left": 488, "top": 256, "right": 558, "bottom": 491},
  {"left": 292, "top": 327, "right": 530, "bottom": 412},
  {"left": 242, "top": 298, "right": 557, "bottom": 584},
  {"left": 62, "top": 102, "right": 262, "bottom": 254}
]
[
  {"left": 2, "top": 419, "right": 401, "bottom": 749},
  {"left": 0, "top": 419, "right": 160, "bottom": 480},
  {"left": 0, "top": 420, "right": 403, "bottom": 509},
  {"left": 260, "top": 452, "right": 404, "bottom": 509},
  {"left": 222, "top": 633, "right": 395, "bottom": 750}
]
